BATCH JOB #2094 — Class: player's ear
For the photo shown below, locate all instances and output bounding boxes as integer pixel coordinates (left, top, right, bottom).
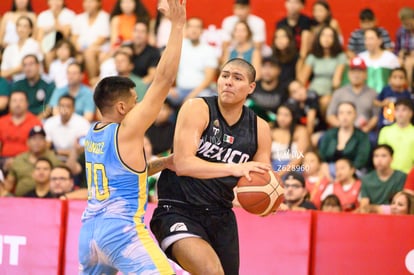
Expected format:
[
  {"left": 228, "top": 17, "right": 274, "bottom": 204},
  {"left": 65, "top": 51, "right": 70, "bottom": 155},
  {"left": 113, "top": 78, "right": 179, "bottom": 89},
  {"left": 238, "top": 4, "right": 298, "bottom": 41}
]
[
  {"left": 116, "top": 101, "right": 127, "bottom": 115},
  {"left": 248, "top": 81, "right": 256, "bottom": 95}
]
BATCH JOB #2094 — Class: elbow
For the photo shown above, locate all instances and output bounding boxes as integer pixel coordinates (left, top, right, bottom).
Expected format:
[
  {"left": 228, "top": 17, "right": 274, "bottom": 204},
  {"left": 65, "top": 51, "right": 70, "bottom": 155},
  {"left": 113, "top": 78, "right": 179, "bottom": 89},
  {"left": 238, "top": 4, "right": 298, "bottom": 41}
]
[{"left": 173, "top": 157, "right": 190, "bottom": 177}]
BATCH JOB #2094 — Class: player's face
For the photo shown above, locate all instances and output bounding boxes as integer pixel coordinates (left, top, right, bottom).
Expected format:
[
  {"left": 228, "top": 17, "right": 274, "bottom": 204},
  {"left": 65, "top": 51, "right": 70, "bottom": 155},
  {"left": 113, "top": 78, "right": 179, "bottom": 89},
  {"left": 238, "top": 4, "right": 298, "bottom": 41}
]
[
  {"left": 217, "top": 64, "right": 255, "bottom": 105},
  {"left": 390, "top": 193, "right": 409, "bottom": 215},
  {"left": 372, "top": 148, "right": 392, "bottom": 171},
  {"left": 389, "top": 71, "right": 407, "bottom": 90}
]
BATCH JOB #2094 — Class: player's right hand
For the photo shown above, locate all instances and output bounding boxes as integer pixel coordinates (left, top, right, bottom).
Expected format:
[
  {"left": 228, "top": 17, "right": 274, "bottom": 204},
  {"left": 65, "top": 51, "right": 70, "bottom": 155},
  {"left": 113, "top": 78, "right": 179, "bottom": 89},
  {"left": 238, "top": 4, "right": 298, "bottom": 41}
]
[{"left": 231, "top": 162, "right": 272, "bottom": 181}]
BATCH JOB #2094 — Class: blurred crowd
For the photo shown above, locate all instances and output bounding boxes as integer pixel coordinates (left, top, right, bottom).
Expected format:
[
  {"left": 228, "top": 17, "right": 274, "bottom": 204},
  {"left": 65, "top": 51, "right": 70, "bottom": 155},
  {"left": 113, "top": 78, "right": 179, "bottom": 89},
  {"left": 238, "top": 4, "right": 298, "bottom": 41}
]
[{"left": 0, "top": 0, "right": 413, "bottom": 215}]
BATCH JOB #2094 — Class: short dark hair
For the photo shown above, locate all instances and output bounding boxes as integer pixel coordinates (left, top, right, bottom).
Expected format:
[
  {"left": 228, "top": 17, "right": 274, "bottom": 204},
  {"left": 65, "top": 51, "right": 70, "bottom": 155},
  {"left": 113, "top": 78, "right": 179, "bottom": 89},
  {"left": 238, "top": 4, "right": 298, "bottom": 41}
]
[
  {"left": 22, "top": 54, "right": 39, "bottom": 64},
  {"left": 52, "top": 165, "right": 73, "bottom": 179},
  {"left": 114, "top": 50, "right": 134, "bottom": 64},
  {"left": 389, "top": 67, "right": 407, "bottom": 79},
  {"left": 321, "top": 194, "right": 342, "bottom": 210},
  {"left": 395, "top": 98, "right": 414, "bottom": 112},
  {"left": 337, "top": 101, "right": 357, "bottom": 112},
  {"left": 93, "top": 76, "right": 136, "bottom": 114},
  {"left": 58, "top": 94, "right": 75, "bottom": 106},
  {"left": 54, "top": 39, "right": 76, "bottom": 58},
  {"left": 10, "top": 90, "right": 29, "bottom": 101},
  {"left": 373, "top": 144, "right": 394, "bottom": 156},
  {"left": 35, "top": 157, "right": 53, "bottom": 169},
  {"left": 222, "top": 58, "right": 256, "bottom": 83},
  {"left": 359, "top": 8, "right": 375, "bottom": 21},
  {"left": 67, "top": 61, "right": 83, "bottom": 73}
]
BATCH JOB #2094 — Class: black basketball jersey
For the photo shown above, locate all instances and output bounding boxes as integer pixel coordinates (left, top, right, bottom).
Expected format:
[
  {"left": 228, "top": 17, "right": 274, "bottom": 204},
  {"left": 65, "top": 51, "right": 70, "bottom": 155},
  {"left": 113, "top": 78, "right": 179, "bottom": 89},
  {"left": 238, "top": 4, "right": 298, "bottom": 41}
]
[{"left": 157, "top": 96, "right": 258, "bottom": 208}]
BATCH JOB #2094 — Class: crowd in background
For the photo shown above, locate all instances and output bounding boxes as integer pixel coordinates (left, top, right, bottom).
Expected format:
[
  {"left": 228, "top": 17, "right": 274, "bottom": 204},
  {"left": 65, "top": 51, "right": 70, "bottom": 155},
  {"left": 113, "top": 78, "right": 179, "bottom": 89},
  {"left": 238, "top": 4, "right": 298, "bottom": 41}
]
[{"left": 0, "top": 0, "right": 413, "bottom": 215}]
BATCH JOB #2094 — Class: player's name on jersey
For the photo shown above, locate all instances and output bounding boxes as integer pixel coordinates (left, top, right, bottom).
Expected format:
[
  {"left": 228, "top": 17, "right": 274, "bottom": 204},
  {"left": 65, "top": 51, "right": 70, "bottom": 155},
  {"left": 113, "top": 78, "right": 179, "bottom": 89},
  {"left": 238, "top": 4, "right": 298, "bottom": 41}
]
[{"left": 84, "top": 140, "right": 105, "bottom": 154}]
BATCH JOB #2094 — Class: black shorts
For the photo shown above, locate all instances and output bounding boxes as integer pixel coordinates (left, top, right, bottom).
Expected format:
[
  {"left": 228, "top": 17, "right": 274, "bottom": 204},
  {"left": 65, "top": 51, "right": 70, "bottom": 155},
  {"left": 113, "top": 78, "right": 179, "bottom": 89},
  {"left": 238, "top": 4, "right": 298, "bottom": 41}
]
[{"left": 150, "top": 202, "right": 240, "bottom": 275}]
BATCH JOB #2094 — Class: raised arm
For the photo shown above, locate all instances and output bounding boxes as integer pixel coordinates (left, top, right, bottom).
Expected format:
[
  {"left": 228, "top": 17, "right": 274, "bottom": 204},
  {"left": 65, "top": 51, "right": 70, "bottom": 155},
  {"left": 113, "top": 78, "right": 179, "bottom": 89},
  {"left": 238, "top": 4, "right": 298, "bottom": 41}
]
[
  {"left": 120, "top": 0, "right": 186, "bottom": 138},
  {"left": 174, "top": 99, "right": 271, "bottom": 180}
]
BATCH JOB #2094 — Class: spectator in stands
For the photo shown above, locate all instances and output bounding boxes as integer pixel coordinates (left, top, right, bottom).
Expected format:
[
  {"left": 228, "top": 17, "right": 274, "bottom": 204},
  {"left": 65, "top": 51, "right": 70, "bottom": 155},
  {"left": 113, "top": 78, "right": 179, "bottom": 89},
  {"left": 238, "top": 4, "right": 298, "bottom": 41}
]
[
  {"left": 48, "top": 62, "right": 95, "bottom": 122},
  {"left": 148, "top": 0, "right": 171, "bottom": 50},
  {"left": 358, "top": 28, "right": 400, "bottom": 93},
  {"left": 321, "top": 158, "right": 361, "bottom": 212},
  {"left": 378, "top": 98, "right": 414, "bottom": 173},
  {"left": 276, "top": 0, "right": 313, "bottom": 59},
  {"left": 375, "top": 67, "right": 412, "bottom": 129},
  {"left": 145, "top": 99, "right": 175, "bottom": 156},
  {"left": 48, "top": 39, "right": 76, "bottom": 89},
  {"left": 170, "top": 17, "right": 218, "bottom": 107},
  {"left": 319, "top": 102, "right": 371, "bottom": 178},
  {"left": 320, "top": 194, "right": 342, "bottom": 212},
  {"left": 395, "top": 7, "right": 414, "bottom": 91},
  {"left": 359, "top": 144, "right": 406, "bottom": 213},
  {"left": 0, "top": 76, "right": 11, "bottom": 115},
  {"left": 109, "top": 0, "right": 150, "bottom": 50},
  {"left": 326, "top": 57, "right": 379, "bottom": 134},
  {"left": 114, "top": 49, "right": 147, "bottom": 102},
  {"left": 1, "top": 16, "right": 42, "bottom": 82},
  {"left": 44, "top": 95, "right": 90, "bottom": 162},
  {"left": 311, "top": 1, "right": 342, "bottom": 43},
  {"left": 99, "top": 42, "right": 134, "bottom": 79},
  {"left": 71, "top": 0, "right": 110, "bottom": 85},
  {"left": 0, "top": 170, "right": 12, "bottom": 197},
  {"left": 4, "top": 125, "right": 61, "bottom": 196},
  {"left": 50, "top": 165, "right": 87, "bottom": 199},
  {"left": 390, "top": 191, "right": 414, "bottom": 215},
  {"left": 221, "top": 0, "right": 266, "bottom": 55},
  {"left": 271, "top": 26, "right": 301, "bottom": 84},
  {"left": 287, "top": 79, "right": 323, "bottom": 135},
  {"left": 131, "top": 20, "right": 161, "bottom": 84},
  {"left": 404, "top": 167, "right": 414, "bottom": 196},
  {"left": 0, "top": 0, "right": 36, "bottom": 49},
  {"left": 24, "top": 157, "right": 53, "bottom": 198},
  {"left": 246, "top": 57, "right": 286, "bottom": 123},
  {"left": 222, "top": 21, "right": 261, "bottom": 78},
  {"left": 36, "top": 0, "right": 76, "bottom": 70},
  {"left": 299, "top": 25, "right": 347, "bottom": 116},
  {"left": 283, "top": 171, "right": 317, "bottom": 210},
  {"left": 271, "top": 103, "right": 310, "bottom": 175},
  {"left": 11, "top": 54, "right": 55, "bottom": 119},
  {"left": 347, "top": 8, "right": 393, "bottom": 58},
  {"left": 303, "top": 150, "right": 331, "bottom": 208},
  {"left": 0, "top": 91, "right": 42, "bottom": 167}
]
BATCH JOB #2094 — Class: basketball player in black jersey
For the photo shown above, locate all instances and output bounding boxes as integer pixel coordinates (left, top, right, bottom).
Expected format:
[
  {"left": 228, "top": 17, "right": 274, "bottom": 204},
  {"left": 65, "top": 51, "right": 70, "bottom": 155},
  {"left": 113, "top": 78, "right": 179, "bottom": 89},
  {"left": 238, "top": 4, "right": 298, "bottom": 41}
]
[{"left": 150, "top": 58, "right": 272, "bottom": 275}]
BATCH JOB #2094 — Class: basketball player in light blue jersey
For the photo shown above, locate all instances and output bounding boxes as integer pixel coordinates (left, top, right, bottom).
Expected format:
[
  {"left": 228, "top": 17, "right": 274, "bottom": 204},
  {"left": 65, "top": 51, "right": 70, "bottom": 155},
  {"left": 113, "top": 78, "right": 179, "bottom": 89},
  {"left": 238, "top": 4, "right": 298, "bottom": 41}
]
[{"left": 78, "top": 0, "right": 187, "bottom": 274}]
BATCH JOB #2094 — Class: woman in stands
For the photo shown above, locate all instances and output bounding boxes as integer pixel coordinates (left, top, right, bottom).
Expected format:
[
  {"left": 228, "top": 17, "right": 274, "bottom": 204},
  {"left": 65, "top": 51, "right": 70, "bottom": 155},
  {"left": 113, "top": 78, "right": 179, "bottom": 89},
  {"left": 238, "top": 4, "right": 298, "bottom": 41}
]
[
  {"left": 271, "top": 26, "right": 301, "bottom": 84},
  {"left": 390, "top": 191, "right": 414, "bottom": 215},
  {"left": 299, "top": 25, "right": 347, "bottom": 116},
  {"left": 0, "top": 0, "right": 36, "bottom": 50},
  {"left": 311, "top": 0, "right": 343, "bottom": 43}
]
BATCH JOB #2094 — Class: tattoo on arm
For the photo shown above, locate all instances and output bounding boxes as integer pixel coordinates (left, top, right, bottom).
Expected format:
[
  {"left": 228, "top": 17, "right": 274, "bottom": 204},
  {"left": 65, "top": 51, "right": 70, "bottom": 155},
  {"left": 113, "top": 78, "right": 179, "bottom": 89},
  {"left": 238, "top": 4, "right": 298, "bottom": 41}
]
[{"left": 148, "top": 158, "right": 165, "bottom": 176}]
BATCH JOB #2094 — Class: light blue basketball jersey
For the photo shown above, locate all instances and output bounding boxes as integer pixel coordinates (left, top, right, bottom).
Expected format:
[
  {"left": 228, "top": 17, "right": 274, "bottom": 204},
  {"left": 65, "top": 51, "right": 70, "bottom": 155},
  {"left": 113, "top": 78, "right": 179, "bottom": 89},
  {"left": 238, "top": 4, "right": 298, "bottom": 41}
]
[{"left": 82, "top": 123, "right": 148, "bottom": 223}]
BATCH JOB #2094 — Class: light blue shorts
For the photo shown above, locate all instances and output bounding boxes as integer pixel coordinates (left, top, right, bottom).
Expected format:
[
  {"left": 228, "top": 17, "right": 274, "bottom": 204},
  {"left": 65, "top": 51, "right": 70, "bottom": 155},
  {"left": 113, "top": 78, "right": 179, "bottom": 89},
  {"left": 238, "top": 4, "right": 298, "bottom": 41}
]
[{"left": 78, "top": 217, "right": 174, "bottom": 275}]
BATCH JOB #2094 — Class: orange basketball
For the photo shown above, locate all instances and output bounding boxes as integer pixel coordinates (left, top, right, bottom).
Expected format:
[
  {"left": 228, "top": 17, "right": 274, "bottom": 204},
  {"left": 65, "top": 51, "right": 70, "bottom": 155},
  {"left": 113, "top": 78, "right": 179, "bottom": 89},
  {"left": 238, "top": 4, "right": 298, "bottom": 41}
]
[{"left": 236, "top": 170, "right": 285, "bottom": 216}]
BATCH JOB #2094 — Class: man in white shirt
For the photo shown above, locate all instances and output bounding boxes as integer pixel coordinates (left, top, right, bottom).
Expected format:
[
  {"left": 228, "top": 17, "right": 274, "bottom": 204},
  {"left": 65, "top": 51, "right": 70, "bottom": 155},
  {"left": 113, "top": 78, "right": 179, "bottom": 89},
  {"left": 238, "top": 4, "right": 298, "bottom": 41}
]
[
  {"left": 43, "top": 94, "right": 90, "bottom": 162},
  {"left": 169, "top": 17, "right": 218, "bottom": 107},
  {"left": 221, "top": 0, "right": 266, "bottom": 56}
]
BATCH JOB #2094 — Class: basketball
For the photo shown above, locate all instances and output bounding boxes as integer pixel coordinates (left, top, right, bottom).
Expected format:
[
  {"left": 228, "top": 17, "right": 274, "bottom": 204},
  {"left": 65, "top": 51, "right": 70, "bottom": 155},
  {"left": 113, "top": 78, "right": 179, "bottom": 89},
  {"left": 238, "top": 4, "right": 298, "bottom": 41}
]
[{"left": 236, "top": 170, "right": 285, "bottom": 216}]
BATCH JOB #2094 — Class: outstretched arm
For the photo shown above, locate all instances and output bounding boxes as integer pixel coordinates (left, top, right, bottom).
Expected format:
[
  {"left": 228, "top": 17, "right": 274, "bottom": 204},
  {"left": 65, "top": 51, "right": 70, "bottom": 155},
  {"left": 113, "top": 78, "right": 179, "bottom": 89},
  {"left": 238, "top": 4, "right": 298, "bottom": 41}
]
[{"left": 120, "top": 0, "right": 187, "bottom": 139}]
